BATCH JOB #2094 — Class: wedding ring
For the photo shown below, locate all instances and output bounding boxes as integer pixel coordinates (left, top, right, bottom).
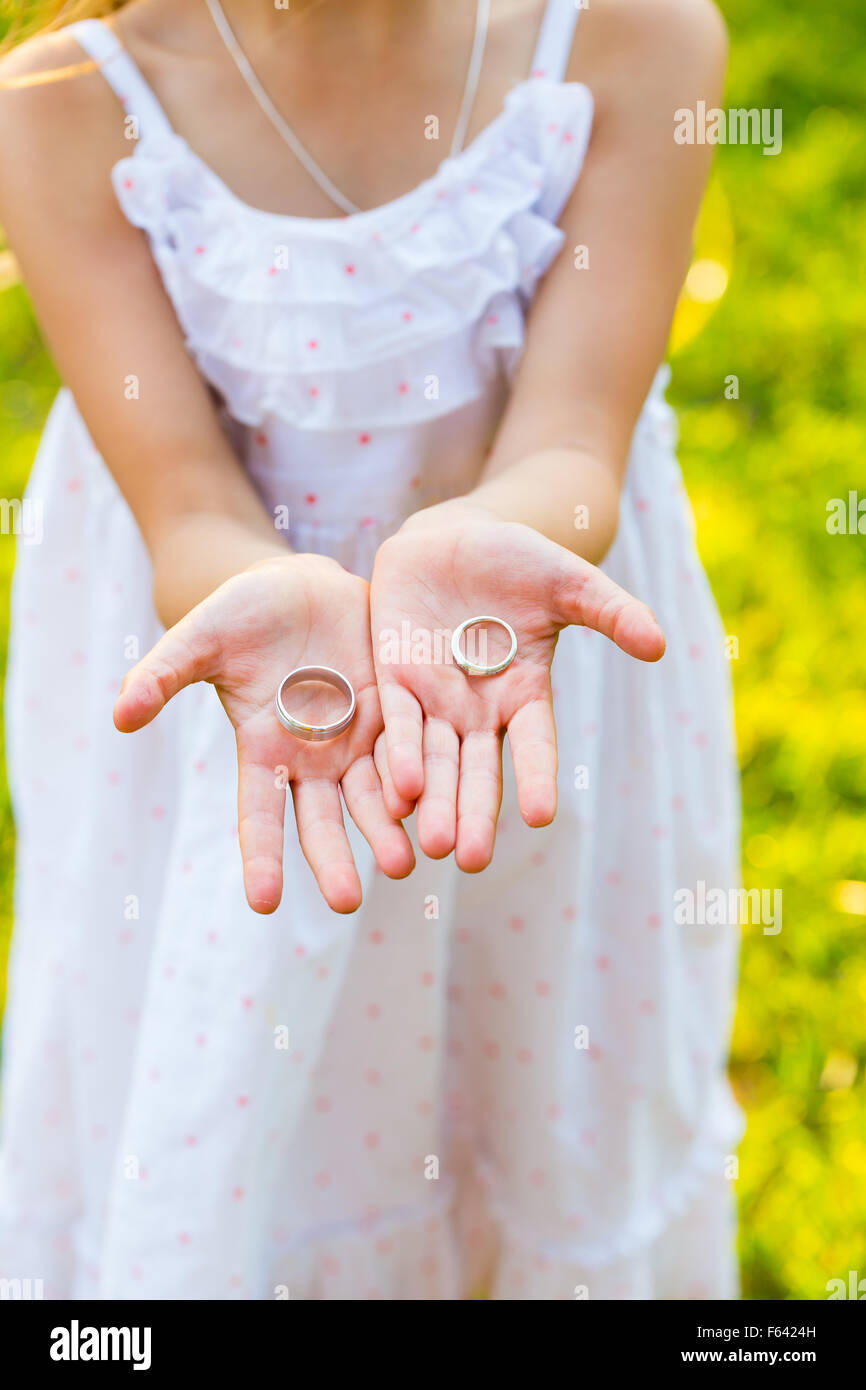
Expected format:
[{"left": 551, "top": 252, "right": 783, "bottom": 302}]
[
  {"left": 275, "top": 666, "right": 357, "bottom": 742},
  {"left": 451, "top": 616, "right": 518, "bottom": 677}
]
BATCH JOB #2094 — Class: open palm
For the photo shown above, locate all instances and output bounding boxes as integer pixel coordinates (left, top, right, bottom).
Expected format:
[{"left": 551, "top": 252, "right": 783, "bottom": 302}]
[
  {"left": 371, "top": 515, "right": 665, "bottom": 870},
  {"left": 114, "top": 555, "right": 414, "bottom": 914}
]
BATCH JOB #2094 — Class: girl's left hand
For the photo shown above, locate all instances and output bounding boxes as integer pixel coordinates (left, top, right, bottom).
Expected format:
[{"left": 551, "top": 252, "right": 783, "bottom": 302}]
[
  {"left": 370, "top": 503, "right": 665, "bottom": 870},
  {"left": 113, "top": 554, "right": 415, "bottom": 915}
]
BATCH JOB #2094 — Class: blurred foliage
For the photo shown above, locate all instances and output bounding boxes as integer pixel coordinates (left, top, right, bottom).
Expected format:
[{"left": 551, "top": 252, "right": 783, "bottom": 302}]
[
  {"left": 0, "top": 0, "right": 864, "bottom": 1301},
  {"left": 670, "top": 0, "right": 866, "bottom": 1302}
]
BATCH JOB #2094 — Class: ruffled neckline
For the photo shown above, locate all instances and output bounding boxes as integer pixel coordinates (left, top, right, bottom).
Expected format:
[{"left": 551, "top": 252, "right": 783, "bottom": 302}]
[
  {"left": 107, "top": 75, "right": 595, "bottom": 433},
  {"left": 119, "top": 77, "right": 592, "bottom": 235}
]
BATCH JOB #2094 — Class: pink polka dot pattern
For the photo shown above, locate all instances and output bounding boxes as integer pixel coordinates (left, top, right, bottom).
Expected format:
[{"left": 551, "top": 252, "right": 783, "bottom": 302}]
[{"left": 0, "top": 2, "right": 741, "bottom": 1304}]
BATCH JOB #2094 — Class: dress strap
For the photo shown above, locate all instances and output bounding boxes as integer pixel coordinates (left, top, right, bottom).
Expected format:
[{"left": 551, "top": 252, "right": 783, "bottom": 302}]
[
  {"left": 530, "top": 0, "right": 582, "bottom": 82},
  {"left": 70, "top": 18, "right": 174, "bottom": 140}
]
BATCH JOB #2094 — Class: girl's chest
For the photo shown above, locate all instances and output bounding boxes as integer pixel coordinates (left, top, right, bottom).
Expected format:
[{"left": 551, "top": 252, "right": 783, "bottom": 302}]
[{"left": 122, "top": 2, "right": 548, "bottom": 219}]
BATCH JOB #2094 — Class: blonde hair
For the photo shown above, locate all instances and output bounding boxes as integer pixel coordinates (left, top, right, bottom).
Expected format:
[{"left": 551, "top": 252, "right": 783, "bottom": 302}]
[{"left": 0, "top": 1, "right": 130, "bottom": 63}]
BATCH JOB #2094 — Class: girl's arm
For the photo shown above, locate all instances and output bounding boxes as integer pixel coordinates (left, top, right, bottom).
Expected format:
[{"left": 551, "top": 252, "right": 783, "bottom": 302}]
[
  {"left": 370, "top": 0, "right": 728, "bottom": 864},
  {"left": 0, "top": 29, "right": 287, "bottom": 629},
  {"left": 0, "top": 33, "right": 414, "bottom": 912},
  {"left": 403, "top": 0, "right": 729, "bottom": 560}
]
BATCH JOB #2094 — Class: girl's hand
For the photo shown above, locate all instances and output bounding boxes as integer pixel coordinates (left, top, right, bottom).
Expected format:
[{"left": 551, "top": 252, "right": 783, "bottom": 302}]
[
  {"left": 114, "top": 554, "right": 415, "bottom": 914},
  {"left": 370, "top": 503, "right": 665, "bottom": 870}
]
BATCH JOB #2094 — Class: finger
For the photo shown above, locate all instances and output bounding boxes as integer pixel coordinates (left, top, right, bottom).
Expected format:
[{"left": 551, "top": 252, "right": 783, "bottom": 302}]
[
  {"left": 554, "top": 556, "right": 666, "bottom": 662},
  {"left": 236, "top": 748, "right": 288, "bottom": 914},
  {"left": 342, "top": 755, "right": 416, "bottom": 880},
  {"left": 374, "top": 731, "right": 416, "bottom": 821},
  {"left": 507, "top": 698, "right": 558, "bottom": 828},
  {"left": 380, "top": 681, "right": 425, "bottom": 801},
  {"left": 291, "top": 778, "right": 362, "bottom": 914},
  {"left": 417, "top": 717, "right": 459, "bottom": 860},
  {"left": 113, "top": 609, "right": 219, "bottom": 732},
  {"left": 455, "top": 729, "right": 503, "bottom": 873}
]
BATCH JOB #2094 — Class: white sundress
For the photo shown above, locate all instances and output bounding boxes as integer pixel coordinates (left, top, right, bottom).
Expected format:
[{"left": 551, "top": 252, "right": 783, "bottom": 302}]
[{"left": 0, "top": 0, "right": 744, "bottom": 1300}]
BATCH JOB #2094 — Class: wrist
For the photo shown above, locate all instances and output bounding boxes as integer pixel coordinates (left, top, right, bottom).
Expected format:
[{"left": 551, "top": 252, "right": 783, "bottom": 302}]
[
  {"left": 468, "top": 448, "right": 622, "bottom": 563},
  {"left": 396, "top": 495, "right": 501, "bottom": 536},
  {"left": 244, "top": 550, "right": 347, "bottom": 582},
  {"left": 151, "top": 512, "right": 292, "bottom": 627}
]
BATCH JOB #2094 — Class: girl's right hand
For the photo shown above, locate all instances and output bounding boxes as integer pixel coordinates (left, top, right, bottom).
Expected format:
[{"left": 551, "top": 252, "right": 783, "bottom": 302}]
[{"left": 113, "top": 554, "right": 415, "bottom": 915}]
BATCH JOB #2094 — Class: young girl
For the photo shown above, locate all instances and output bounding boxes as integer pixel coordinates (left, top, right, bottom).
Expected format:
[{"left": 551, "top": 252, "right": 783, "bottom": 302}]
[{"left": 0, "top": 0, "right": 742, "bottom": 1300}]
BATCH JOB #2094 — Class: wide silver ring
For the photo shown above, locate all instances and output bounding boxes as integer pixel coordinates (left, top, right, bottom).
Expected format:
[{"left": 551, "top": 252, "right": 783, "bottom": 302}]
[
  {"left": 275, "top": 665, "right": 357, "bottom": 742},
  {"left": 451, "top": 616, "right": 518, "bottom": 677}
]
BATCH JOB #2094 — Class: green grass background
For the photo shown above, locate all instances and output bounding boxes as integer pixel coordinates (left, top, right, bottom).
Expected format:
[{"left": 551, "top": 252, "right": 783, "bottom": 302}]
[{"left": 1, "top": 0, "right": 864, "bottom": 1299}]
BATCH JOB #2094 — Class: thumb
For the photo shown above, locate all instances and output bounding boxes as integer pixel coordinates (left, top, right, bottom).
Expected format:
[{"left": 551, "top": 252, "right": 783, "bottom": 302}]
[
  {"left": 114, "top": 608, "right": 220, "bottom": 732},
  {"left": 552, "top": 552, "right": 665, "bottom": 663}
]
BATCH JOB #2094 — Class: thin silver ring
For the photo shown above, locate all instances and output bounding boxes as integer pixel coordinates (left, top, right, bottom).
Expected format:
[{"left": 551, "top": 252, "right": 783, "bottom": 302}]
[
  {"left": 275, "top": 666, "right": 357, "bottom": 742},
  {"left": 451, "top": 616, "right": 518, "bottom": 677}
]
